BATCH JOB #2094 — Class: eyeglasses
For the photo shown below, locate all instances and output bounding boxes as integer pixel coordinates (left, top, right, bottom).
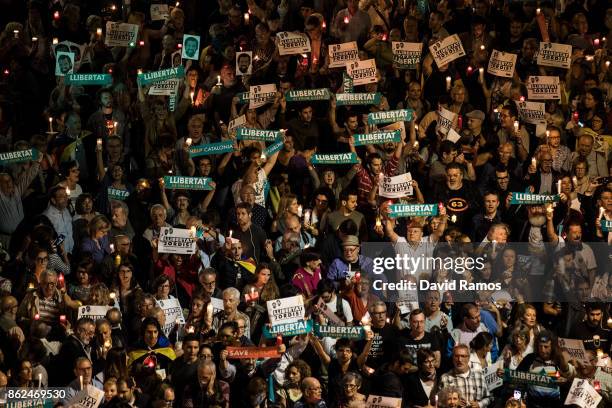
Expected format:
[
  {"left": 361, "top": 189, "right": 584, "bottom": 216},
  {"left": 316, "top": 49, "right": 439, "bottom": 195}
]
[
  {"left": 343, "top": 383, "right": 357, "bottom": 389},
  {"left": 36, "top": 257, "right": 49, "bottom": 263}
]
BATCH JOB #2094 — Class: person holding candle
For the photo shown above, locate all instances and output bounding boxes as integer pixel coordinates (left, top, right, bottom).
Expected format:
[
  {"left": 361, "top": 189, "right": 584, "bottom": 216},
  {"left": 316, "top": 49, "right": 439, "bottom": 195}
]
[
  {"left": 292, "top": 249, "right": 322, "bottom": 298},
  {"left": 79, "top": 214, "right": 112, "bottom": 264},
  {"left": 331, "top": 0, "right": 371, "bottom": 43},
  {"left": 127, "top": 317, "right": 176, "bottom": 370},
  {"left": 53, "top": 317, "right": 97, "bottom": 386}
]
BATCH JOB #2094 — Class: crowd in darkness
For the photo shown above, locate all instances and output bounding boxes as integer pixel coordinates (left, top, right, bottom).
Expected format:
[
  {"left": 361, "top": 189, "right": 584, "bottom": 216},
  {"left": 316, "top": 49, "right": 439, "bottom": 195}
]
[{"left": 0, "top": 0, "right": 611, "bottom": 407}]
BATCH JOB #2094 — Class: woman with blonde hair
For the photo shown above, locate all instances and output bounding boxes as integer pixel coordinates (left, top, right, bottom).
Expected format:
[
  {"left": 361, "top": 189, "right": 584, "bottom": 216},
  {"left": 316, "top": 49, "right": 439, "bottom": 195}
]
[{"left": 80, "top": 214, "right": 111, "bottom": 263}]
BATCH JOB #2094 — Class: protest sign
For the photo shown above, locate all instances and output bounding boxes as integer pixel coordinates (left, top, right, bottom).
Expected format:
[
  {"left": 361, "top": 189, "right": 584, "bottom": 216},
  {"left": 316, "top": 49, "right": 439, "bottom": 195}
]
[
  {"left": 311, "top": 153, "right": 359, "bottom": 165},
  {"left": 365, "top": 395, "right": 402, "bottom": 408},
  {"left": 55, "top": 51, "right": 74, "bottom": 76},
  {"left": 510, "top": 192, "right": 560, "bottom": 205},
  {"left": 148, "top": 78, "right": 180, "bottom": 96},
  {"left": 78, "top": 305, "right": 112, "bottom": 322},
  {"left": 65, "top": 73, "right": 112, "bottom": 86},
  {"left": 346, "top": 59, "right": 377, "bottom": 86},
  {"left": 227, "top": 346, "right": 281, "bottom": 359},
  {"left": 527, "top": 76, "right": 561, "bottom": 100},
  {"left": 487, "top": 50, "right": 517, "bottom": 78},
  {"left": 381, "top": 121, "right": 406, "bottom": 142},
  {"left": 181, "top": 35, "right": 200, "bottom": 60},
  {"left": 484, "top": 365, "right": 504, "bottom": 392},
  {"left": 313, "top": 324, "right": 365, "bottom": 339},
  {"left": 189, "top": 141, "right": 234, "bottom": 157},
  {"left": 228, "top": 115, "right": 246, "bottom": 136},
  {"left": 594, "top": 367, "right": 612, "bottom": 392},
  {"left": 262, "top": 319, "right": 313, "bottom": 339},
  {"left": 368, "top": 109, "right": 414, "bottom": 125},
  {"left": 516, "top": 100, "right": 546, "bottom": 124},
  {"left": 564, "top": 378, "right": 602, "bottom": 408},
  {"left": 267, "top": 295, "right": 305, "bottom": 325},
  {"left": 66, "top": 385, "right": 105, "bottom": 408},
  {"left": 353, "top": 130, "right": 401, "bottom": 146},
  {"left": 276, "top": 32, "right": 311, "bottom": 55},
  {"left": 211, "top": 297, "right": 224, "bottom": 314},
  {"left": 105, "top": 22, "right": 139, "bottom": 47},
  {"left": 249, "top": 84, "right": 277, "bottom": 109},
  {"left": 0, "top": 148, "right": 39, "bottom": 165},
  {"left": 392, "top": 42, "right": 422, "bottom": 69},
  {"left": 601, "top": 220, "right": 612, "bottom": 232},
  {"left": 537, "top": 42, "right": 572, "bottom": 69},
  {"left": 379, "top": 173, "right": 414, "bottom": 198},
  {"left": 429, "top": 34, "right": 465, "bottom": 67},
  {"left": 236, "top": 128, "right": 281, "bottom": 142},
  {"left": 559, "top": 337, "right": 589, "bottom": 365},
  {"left": 137, "top": 66, "right": 184, "bottom": 86},
  {"left": 265, "top": 140, "right": 284, "bottom": 156},
  {"left": 315, "top": 298, "right": 344, "bottom": 325},
  {"left": 503, "top": 369, "right": 557, "bottom": 388},
  {"left": 285, "top": 88, "right": 331, "bottom": 102},
  {"left": 388, "top": 204, "right": 438, "bottom": 218},
  {"left": 158, "top": 226, "right": 197, "bottom": 255},
  {"left": 236, "top": 51, "right": 252, "bottom": 75},
  {"left": 150, "top": 4, "right": 169, "bottom": 21},
  {"left": 335, "top": 93, "right": 381, "bottom": 106},
  {"left": 342, "top": 72, "right": 354, "bottom": 93},
  {"left": 328, "top": 42, "right": 359, "bottom": 68},
  {"left": 163, "top": 176, "right": 213, "bottom": 190},
  {"left": 446, "top": 128, "right": 461, "bottom": 143},
  {"left": 436, "top": 107, "right": 457, "bottom": 136},
  {"left": 5, "top": 399, "right": 53, "bottom": 408},
  {"left": 107, "top": 187, "right": 130, "bottom": 201},
  {"left": 158, "top": 298, "right": 185, "bottom": 336}
]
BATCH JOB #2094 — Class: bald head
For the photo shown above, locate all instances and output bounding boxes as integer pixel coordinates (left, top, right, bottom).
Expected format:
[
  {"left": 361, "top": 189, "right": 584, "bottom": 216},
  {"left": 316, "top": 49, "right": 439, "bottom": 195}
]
[{"left": 301, "top": 377, "right": 322, "bottom": 403}]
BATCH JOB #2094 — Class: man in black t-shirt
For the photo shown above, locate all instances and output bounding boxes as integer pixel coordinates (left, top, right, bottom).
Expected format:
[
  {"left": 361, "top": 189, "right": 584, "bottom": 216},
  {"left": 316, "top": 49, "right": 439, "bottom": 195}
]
[{"left": 396, "top": 309, "right": 442, "bottom": 373}]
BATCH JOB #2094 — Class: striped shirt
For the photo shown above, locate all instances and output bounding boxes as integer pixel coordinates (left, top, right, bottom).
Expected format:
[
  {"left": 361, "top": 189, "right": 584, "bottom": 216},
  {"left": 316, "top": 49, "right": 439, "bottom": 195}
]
[{"left": 440, "top": 369, "right": 492, "bottom": 408}]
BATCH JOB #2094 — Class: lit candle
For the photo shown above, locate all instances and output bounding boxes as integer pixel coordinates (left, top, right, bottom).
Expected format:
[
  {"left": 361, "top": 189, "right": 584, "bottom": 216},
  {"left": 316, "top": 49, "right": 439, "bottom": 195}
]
[
  {"left": 451, "top": 214, "right": 457, "bottom": 223},
  {"left": 189, "top": 91, "right": 194, "bottom": 105},
  {"left": 343, "top": 16, "right": 350, "bottom": 24},
  {"left": 382, "top": 34, "right": 387, "bottom": 41},
  {"left": 572, "top": 176, "right": 578, "bottom": 187},
  {"left": 139, "top": 40, "right": 145, "bottom": 47},
  {"left": 97, "top": 138, "right": 102, "bottom": 148},
  {"left": 66, "top": 187, "right": 71, "bottom": 196},
  {"left": 297, "top": 205, "right": 303, "bottom": 217},
  {"left": 479, "top": 67, "right": 484, "bottom": 82},
  {"left": 599, "top": 206, "right": 606, "bottom": 219},
  {"left": 479, "top": 44, "right": 485, "bottom": 51},
  {"left": 546, "top": 130, "right": 550, "bottom": 138},
  {"left": 414, "top": 141, "right": 419, "bottom": 149},
  {"left": 113, "top": 121, "right": 118, "bottom": 136},
  {"left": 557, "top": 180, "right": 562, "bottom": 194},
  {"left": 110, "top": 243, "right": 115, "bottom": 253},
  {"left": 322, "top": 21, "right": 326, "bottom": 29},
  {"left": 137, "top": 68, "right": 143, "bottom": 75},
  {"left": 519, "top": 96, "right": 525, "bottom": 102},
  {"left": 48, "top": 117, "right": 54, "bottom": 133},
  {"left": 244, "top": 13, "right": 250, "bottom": 24},
  {"left": 260, "top": 152, "right": 267, "bottom": 162},
  {"left": 13, "top": 30, "right": 19, "bottom": 39},
  {"left": 536, "top": 8, "right": 541, "bottom": 14},
  {"left": 190, "top": 226, "right": 196, "bottom": 236},
  {"left": 111, "top": 4, "right": 117, "bottom": 11},
  {"left": 355, "top": 272, "right": 361, "bottom": 283},
  {"left": 79, "top": 375, "right": 83, "bottom": 390},
  {"left": 34, "top": 313, "right": 40, "bottom": 320},
  {"left": 32, "top": 37, "right": 38, "bottom": 42},
  {"left": 531, "top": 157, "right": 537, "bottom": 168},
  {"left": 375, "top": 216, "right": 382, "bottom": 227},
  {"left": 229, "top": 230, "right": 233, "bottom": 238},
  {"left": 304, "top": 210, "right": 311, "bottom": 225},
  {"left": 216, "top": 75, "right": 221, "bottom": 85},
  {"left": 607, "top": 317, "right": 612, "bottom": 328},
  {"left": 606, "top": 61, "right": 611, "bottom": 68},
  {"left": 186, "top": 137, "right": 193, "bottom": 146},
  {"left": 52, "top": 37, "right": 59, "bottom": 45},
  {"left": 104, "top": 340, "right": 111, "bottom": 349},
  {"left": 176, "top": 1, "right": 180, "bottom": 6},
  {"left": 467, "top": 66, "right": 473, "bottom": 74},
  {"left": 38, "top": 373, "right": 42, "bottom": 388},
  {"left": 58, "top": 273, "right": 64, "bottom": 287},
  {"left": 445, "top": 76, "right": 451, "bottom": 91},
  {"left": 54, "top": 11, "right": 60, "bottom": 20},
  {"left": 109, "top": 292, "right": 116, "bottom": 300},
  {"left": 594, "top": 38, "right": 600, "bottom": 47},
  {"left": 513, "top": 120, "right": 519, "bottom": 133},
  {"left": 59, "top": 315, "right": 66, "bottom": 323},
  {"left": 96, "top": 28, "right": 102, "bottom": 37}
]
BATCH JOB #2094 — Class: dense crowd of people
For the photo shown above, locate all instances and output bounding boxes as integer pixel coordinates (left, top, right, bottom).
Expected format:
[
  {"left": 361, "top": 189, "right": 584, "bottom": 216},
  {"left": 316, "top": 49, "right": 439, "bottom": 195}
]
[{"left": 0, "top": 0, "right": 611, "bottom": 407}]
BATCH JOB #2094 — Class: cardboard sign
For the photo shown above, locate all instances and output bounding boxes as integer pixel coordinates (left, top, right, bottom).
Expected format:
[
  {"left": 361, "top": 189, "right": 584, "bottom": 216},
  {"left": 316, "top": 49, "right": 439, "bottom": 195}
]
[
  {"left": 353, "top": 130, "right": 401, "bottom": 146},
  {"left": 503, "top": 369, "right": 557, "bottom": 388},
  {"left": 158, "top": 298, "right": 185, "bottom": 336},
  {"left": 78, "top": 305, "right": 112, "bottom": 322},
  {"left": 0, "top": 148, "right": 39, "bottom": 165},
  {"left": 368, "top": 109, "right": 414, "bottom": 125},
  {"left": 266, "top": 295, "right": 305, "bottom": 325},
  {"left": 446, "top": 128, "right": 461, "bottom": 143},
  {"left": 249, "top": 84, "right": 277, "bottom": 109},
  {"left": 365, "top": 395, "right": 402, "bottom": 408},
  {"left": 510, "top": 192, "right": 560, "bottom": 205},
  {"left": 346, "top": 59, "right": 377, "bottom": 86},
  {"left": 429, "top": 34, "right": 465, "bottom": 67},
  {"left": 315, "top": 297, "right": 344, "bottom": 325},
  {"left": 388, "top": 204, "right": 438, "bottom": 218},
  {"left": 484, "top": 365, "right": 503, "bottom": 392},
  {"left": 236, "top": 128, "right": 281, "bottom": 142},
  {"left": 104, "top": 22, "right": 139, "bottom": 47},
  {"left": 527, "top": 76, "right": 561, "bottom": 100},
  {"left": 107, "top": 187, "right": 130, "bottom": 201},
  {"left": 392, "top": 42, "right": 422, "bottom": 69},
  {"left": 313, "top": 324, "right": 365, "bottom": 339},
  {"left": 379, "top": 173, "right": 414, "bottom": 198},
  {"left": 227, "top": 346, "right": 281, "bottom": 359},
  {"left": 311, "top": 153, "right": 359, "bottom": 165},
  {"left": 158, "top": 226, "right": 197, "bottom": 255},
  {"left": 55, "top": 51, "right": 75, "bottom": 76},
  {"left": 148, "top": 78, "right": 180, "bottom": 96},
  {"left": 150, "top": 4, "right": 169, "bottom": 21},
  {"left": 182, "top": 35, "right": 200, "bottom": 60},
  {"left": 285, "top": 88, "right": 330, "bottom": 102},
  {"left": 515, "top": 100, "right": 546, "bottom": 124},
  {"left": 537, "top": 42, "right": 572, "bottom": 69},
  {"left": 171, "top": 50, "right": 182, "bottom": 67},
  {"left": 335, "top": 92, "right": 381, "bottom": 106},
  {"left": 262, "top": 319, "right": 313, "bottom": 339},
  {"left": 328, "top": 42, "right": 359, "bottom": 68},
  {"left": 189, "top": 141, "right": 234, "bottom": 157},
  {"left": 276, "top": 32, "right": 311, "bottom": 55},
  {"left": 559, "top": 337, "right": 589, "bottom": 365},
  {"left": 65, "top": 73, "right": 112, "bottom": 86},
  {"left": 436, "top": 107, "right": 457, "bottom": 136},
  {"left": 487, "top": 50, "right": 517, "bottom": 78},
  {"left": 137, "top": 66, "right": 185, "bottom": 86},
  {"left": 66, "top": 385, "right": 105, "bottom": 408},
  {"left": 564, "top": 378, "right": 602, "bottom": 408},
  {"left": 236, "top": 51, "right": 252, "bottom": 76}
]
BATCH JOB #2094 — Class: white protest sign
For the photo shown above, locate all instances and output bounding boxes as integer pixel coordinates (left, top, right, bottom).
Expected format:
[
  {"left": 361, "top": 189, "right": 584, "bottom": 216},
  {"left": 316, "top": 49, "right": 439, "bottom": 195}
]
[
  {"left": 267, "top": 295, "right": 305, "bottom": 326},
  {"left": 487, "top": 50, "right": 517, "bottom": 78},
  {"left": 249, "top": 84, "right": 277, "bottom": 109},
  {"left": 484, "top": 365, "right": 503, "bottom": 392},
  {"left": 379, "top": 173, "right": 413, "bottom": 198},
  {"left": 67, "top": 385, "right": 105, "bottom": 408},
  {"left": 527, "top": 76, "right": 561, "bottom": 100},
  {"left": 148, "top": 78, "right": 180, "bottom": 96},
  {"left": 346, "top": 59, "right": 377, "bottom": 86},
  {"left": 436, "top": 106, "right": 457, "bottom": 136},
  {"left": 182, "top": 35, "right": 200, "bottom": 60},
  {"left": 158, "top": 227, "right": 197, "bottom": 255},
  {"left": 276, "top": 32, "right": 311, "bottom": 55},
  {"left": 446, "top": 128, "right": 461, "bottom": 143},
  {"left": 365, "top": 395, "right": 402, "bottom": 408},
  {"left": 392, "top": 42, "right": 422, "bottom": 69},
  {"left": 429, "top": 34, "right": 465, "bottom": 67},
  {"left": 315, "top": 297, "right": 344, "bottom": 326},
  {"left": 211, "top": 297, "right": 224, "bottom": 314},
  {"left": 150, "top": 4, "right": 169, "bottom": 21},
  {"left": 515, "top": 100, "right": 546, "bottom": 124},
  {"left": 594, "top": 367, "right": 612, "bottom": 393},
  {"left": 104, "top": 22, "right": 139, "bottom": 47},
  {"left": 564, "top": 378, "right": 602, "bottom": 408},
  {"left": 328, "top": 42, "right": 359, "bottom": 68},
  {"left": 559, "top": 337, "right": 589, "bottom": 365},
  {"left": 158, "top": 298, "right": 185, "bottom": 336},
  {"left": 78, "top": 305, "right": 112, "bottom": 322},
  {"left": 236, "top": 51, "right": 253, "bottom": 75},
  {"left": 55, "top": 51, "right": 75, "bottom": 77},
  {"left": 537, "top": 42, "right": 572, "bottom": 69},
  {"left": 228, "top": 115, "right": 246, "bottom": 136}
]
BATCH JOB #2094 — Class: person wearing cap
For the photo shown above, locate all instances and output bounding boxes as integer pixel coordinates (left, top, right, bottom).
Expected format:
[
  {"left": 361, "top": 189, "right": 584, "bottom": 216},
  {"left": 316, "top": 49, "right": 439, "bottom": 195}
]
[
  {"left": 465, "top": 110, "right": 485, "bottom": 140},
  {"left": 326, "top": 235, "right": 375, "bottom": 288}
]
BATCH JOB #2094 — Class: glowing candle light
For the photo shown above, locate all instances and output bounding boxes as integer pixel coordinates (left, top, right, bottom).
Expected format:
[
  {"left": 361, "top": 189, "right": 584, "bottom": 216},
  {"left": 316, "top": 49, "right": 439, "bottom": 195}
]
[
  {"left": 32, "top": 37, "right": 38, "bottom": 42},
  {"left": 66, "top": 187, "right": 71, "bottom": 196},
  {"left": 513, "top": 120, "right": 519, "bottom": 133},
  {"left": 304, "top": 210, "right": 311, "bottom": 225},
  {"left": 34, "top": 313, "right": 40, "bottom": 320},
  {"left": 38, "top": 373, "right": 42, "bottom": 388},
  {"left": 97, "top": 138, "right": 103, "bottom": 148},
  {"left": 557, "top": 180, "right": 562, "bottom": 194},
  {"left": 109, "top": 292, "right": 116, "bottom": 300},
  {"left": 451, "top": 215, "right": 457, "bottom": 223},
  {"left": 96, "top": 28, "right": 102, "bottom": 37},
  {"left": 599, "top": 206, "right": 606, "bottom": 219},
  {"left": 54, "top": 11, "right": 60, "bottom": 20},
  {"left": 532, "top": 157, "right": 537, "bottom": 168},
  {"left": 216, "top": 75, "right": 221, "bottom": 85},
  {"left": 297, "top": 205, "right": 303, "bottom": 217},
  {"left": 572, "top": 176, "right": 578, "bottom": 187},
  {"left": 13, "top": 30, "right": 19, "bottom": 38},
  {"left": 244, "top": 13, "right": 250, "bottom": 24},
  {"left": 48, "top": 117, "right": 54, "bottom": 133},
  {"left": 445, "top": 76, "right": 451, "bottom": 91},
  {"left": 594, "top": 38, "right": 600, "bottom": 47},
  {"left": 109, "top": 243, "right": 115, "bottom": 253},
  {"left": 479, "top": 67, "right": 484, "bottom": 82},
  {"left": 343, "top": 16, "right": 350, "bottom": 24},
  {"left": 186, "top": 137, "right": 192, "bottom": 146},
  {"left": 52, "top": 37, "right": 59, "bottom": 45}
]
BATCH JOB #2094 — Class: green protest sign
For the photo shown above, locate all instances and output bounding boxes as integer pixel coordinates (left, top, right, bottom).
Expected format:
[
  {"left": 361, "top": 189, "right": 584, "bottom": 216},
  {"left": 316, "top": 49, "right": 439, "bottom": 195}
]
[
  {"left": 601, "top": 220, "right": 612, "bottom": 232},
  {"left": 285, "top": 89, "right": 331, "bottom": 102},
  {"left": 0, "top": 148, "right": 39, "bottom": 165},
  {"left": 137, "top": 66, "right": 185, "bottom": 86},
  {"left": 108, "top": 187, "right": 130, "bottom": 201},
  {"left": 353, "top": 130, "right": 400, "bottom": 146},
  {"left": 236, "top": 128, "right": 281, "bottom": 142},
  {"left": 389, "top": 204, "right": 438, "bottom": 218},
  {"left": 263, "top": 319, "right": 313, "bottom": 339},
  {"left": 311, "top": 153, "right": 359, "bottom": 165},
  {"left": 163, "top": 176, "right": 213, "bottom": 190},
  {"left": 335, "top": 93, "right": 381, "bottom": 106},
  {"left": 510, "top": 192, "right": 559, "bottom": 205},
  {"left": 189, "top": 141, "right": 234, "bottom": 158},
  {"left": 503, "top": 369, "right": 558, "bottom": 389},
  {"left": 313, "top": 324, "right": 364, "bottom": 339},
  {"left": 65, "top": 73, "right": 112, "bottom": 86},
  {"left": 368, "top": 109, "right": 414, "bottom": 125},
  {"left": 236, "top": 92, "right": 250, "bottom": 104},
  {"left": 5, "top": 399, "right": 54, "bottom": 408},
  {"left": 342, "top": 72, "right": 354, "bottom": 93},
  {"left": 265, "top": 140, "right": 284, "bottom": 156}
]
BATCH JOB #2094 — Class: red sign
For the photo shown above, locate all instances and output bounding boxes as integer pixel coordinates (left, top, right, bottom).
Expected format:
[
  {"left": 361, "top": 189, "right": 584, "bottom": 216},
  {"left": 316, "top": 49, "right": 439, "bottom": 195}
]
[{"left": 226, "top": 346, "right": 281, "bottom": 359}]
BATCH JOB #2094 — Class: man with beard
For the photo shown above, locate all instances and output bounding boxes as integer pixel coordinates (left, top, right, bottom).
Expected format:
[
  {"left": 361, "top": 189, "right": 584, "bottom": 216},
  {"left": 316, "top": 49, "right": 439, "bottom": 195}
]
[
  {"left": 568, "top": 302, "right": 611, "bottom": 351},
  {"left": 471, "top": 191, "right": 503, "bottom": 242},
  {"left": 525, "top": 151, "right": 561, "bottom": 195},
  {"left": 440, "top": 344, "right": 491, "bottom": 408},
  {"left": 279, "top": 102, "right": 321, "bottom": 152},
  {"left": 329, "top": 106, "right": 362, "bottom": 153},
  {"left": 404, "top": 349, "right": 440, "bottom": 407},
  {"left": 432, "top": 162, "right": 481, "bottom": 231},
  {"left": 53, "top": 318, "right": 97, "bottom": 386},
  {"left": 209, "top": 63, "right": 244, "bottom": 124},
  {"left": 176, "top": 116, "right": 208, "bottom": 174},
  {"left": 87, "top": 88, "right": 130, "bottom": 152}
]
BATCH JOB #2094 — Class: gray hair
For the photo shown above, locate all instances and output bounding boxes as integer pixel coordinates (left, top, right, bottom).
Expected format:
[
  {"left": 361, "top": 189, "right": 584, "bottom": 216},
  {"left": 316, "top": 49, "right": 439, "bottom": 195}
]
[
  {"left": 150, "top": 204, "right": 166, "bottom": 217},
  {"left": 223, "top": 287, "right": 240, "bottom": 300},
  {"left": 111, "top": 200, "right": 129, "bottom": 216}
]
